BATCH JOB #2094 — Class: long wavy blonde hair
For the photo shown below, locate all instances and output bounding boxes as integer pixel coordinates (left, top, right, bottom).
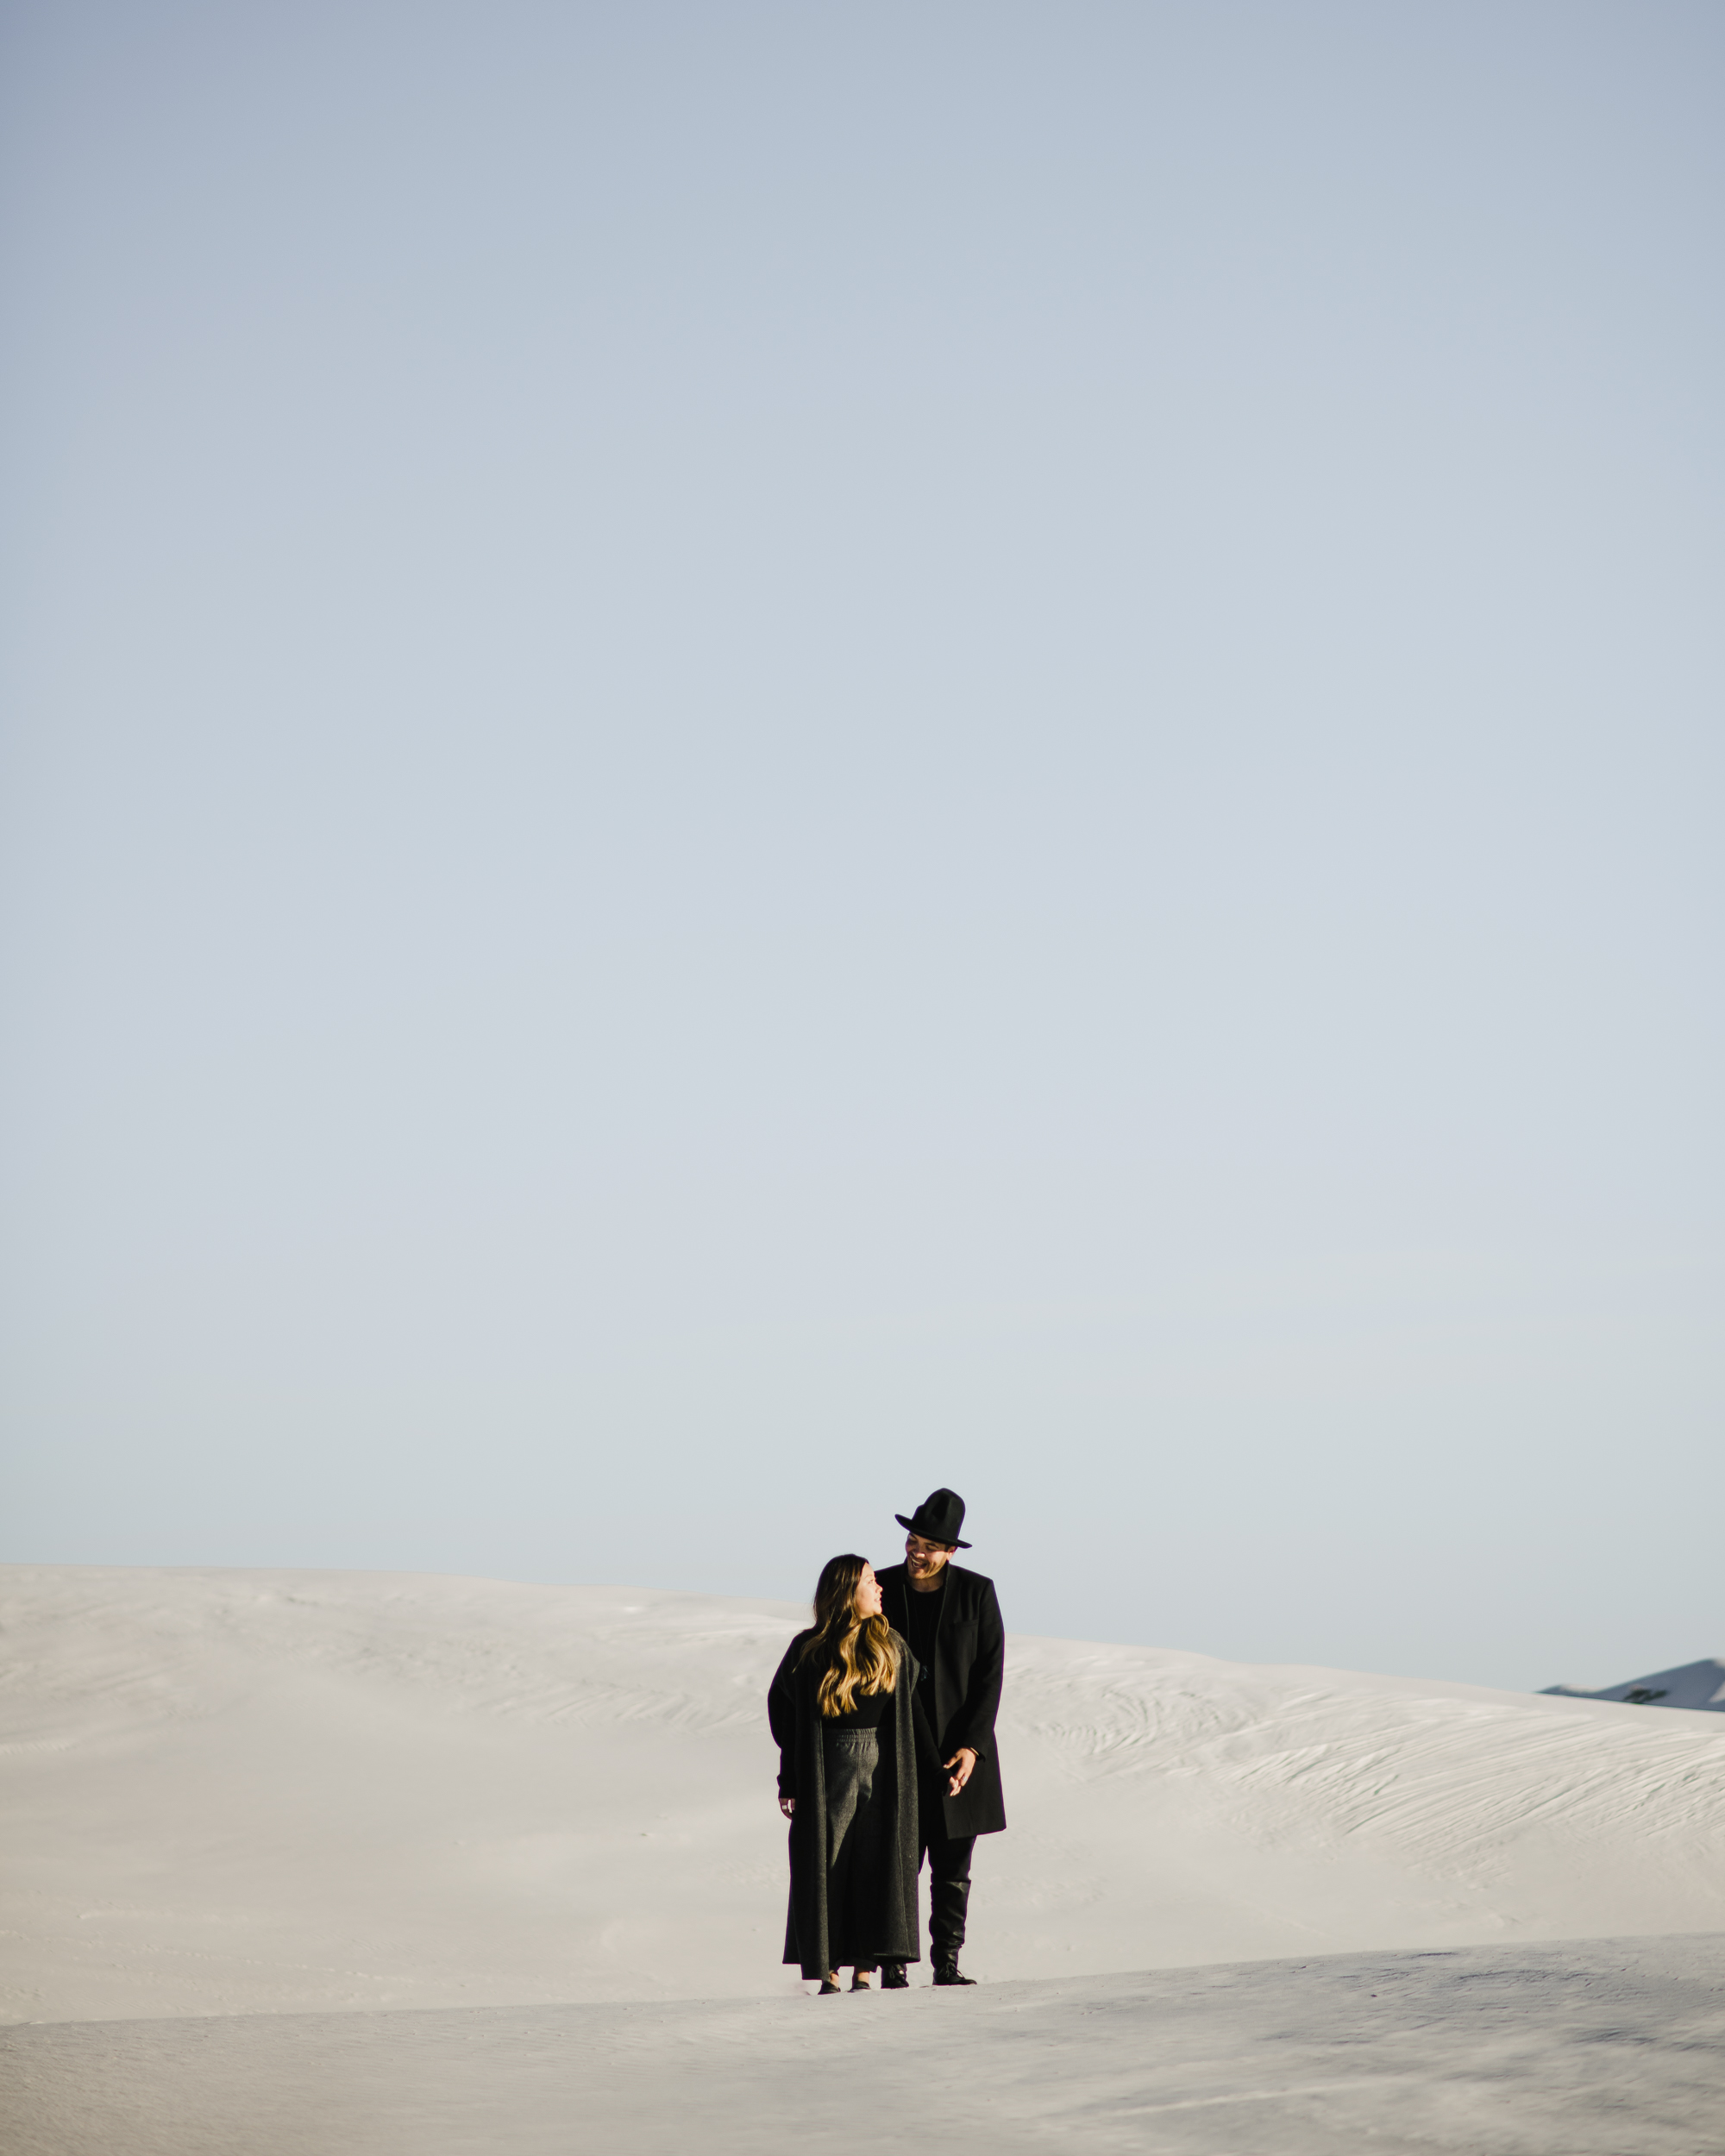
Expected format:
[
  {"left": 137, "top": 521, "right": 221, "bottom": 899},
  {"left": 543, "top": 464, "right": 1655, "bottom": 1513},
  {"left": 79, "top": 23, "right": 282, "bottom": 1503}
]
[{"left": 797, "top": 1553, "right": 901, "bottom": 1718}]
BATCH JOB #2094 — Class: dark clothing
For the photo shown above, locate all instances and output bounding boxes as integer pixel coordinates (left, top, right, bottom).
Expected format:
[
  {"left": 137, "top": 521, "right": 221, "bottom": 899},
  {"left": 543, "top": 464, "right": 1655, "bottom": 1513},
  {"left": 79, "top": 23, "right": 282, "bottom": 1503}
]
[
  {"left": 876, "top": 1562, "right": 1007, "bottom": 1839},
  {"left": 901, "top": 1574, "right": 944, "bottom": 1681},
  {"left": 822, "top": 1689, "right": 890, "bottom": 1731},
  {"left": 821, "top": 1729, "right": 886, "bottom": 1968},
  {"left": 902, "top": 1592, "right": 976, "bottom": 1952},
  {"left": 919, "top": 1825, "right": 977, "bottom": 1955},
  {"left": 768, "top": 1629, "right": 938, "bottom": 1978}
]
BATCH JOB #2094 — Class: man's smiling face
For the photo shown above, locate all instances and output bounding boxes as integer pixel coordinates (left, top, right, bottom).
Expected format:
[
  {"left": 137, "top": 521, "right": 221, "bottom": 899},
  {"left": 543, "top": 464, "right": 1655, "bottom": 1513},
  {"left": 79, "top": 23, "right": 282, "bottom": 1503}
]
[{"left": 905, "top": 1532, "right": 957, "bottom": 1588}]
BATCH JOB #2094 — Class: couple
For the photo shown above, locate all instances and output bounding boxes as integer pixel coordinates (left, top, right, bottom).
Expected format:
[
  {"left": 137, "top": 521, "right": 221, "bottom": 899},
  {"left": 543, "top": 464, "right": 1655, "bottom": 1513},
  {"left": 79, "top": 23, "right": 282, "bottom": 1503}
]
[{"left": 768, "top": 1488, "right": 1006, "bottom": 1995}]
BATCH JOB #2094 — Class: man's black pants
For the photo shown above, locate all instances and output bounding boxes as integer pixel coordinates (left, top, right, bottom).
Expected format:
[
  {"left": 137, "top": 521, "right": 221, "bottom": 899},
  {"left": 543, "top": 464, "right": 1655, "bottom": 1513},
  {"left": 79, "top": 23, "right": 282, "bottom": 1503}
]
[{"left": 917, "top": 1813, "right": 977, "bottom": 1959}]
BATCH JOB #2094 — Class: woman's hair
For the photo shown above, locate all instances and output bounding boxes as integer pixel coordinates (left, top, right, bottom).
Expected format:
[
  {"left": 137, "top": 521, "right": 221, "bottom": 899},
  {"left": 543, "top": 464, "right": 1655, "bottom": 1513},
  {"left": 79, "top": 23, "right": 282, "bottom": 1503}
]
[{"left": 797, "top": 1553, "right": 900, "bottom": 1717}]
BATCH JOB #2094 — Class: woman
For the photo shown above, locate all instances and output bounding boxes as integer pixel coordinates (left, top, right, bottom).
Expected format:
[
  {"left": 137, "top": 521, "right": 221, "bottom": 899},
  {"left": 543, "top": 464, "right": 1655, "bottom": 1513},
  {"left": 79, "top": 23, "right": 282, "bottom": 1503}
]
[{"left": 768, "top": 1553, "right": 936, "bottom": 1994}]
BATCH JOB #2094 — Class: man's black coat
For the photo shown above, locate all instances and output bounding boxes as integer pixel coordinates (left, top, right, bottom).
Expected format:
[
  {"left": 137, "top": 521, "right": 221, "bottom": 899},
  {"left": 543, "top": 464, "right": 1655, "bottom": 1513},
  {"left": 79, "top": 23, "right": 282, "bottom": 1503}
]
[{"left": 876, "top": 1561, "right": 1007, "bottom": 1839}]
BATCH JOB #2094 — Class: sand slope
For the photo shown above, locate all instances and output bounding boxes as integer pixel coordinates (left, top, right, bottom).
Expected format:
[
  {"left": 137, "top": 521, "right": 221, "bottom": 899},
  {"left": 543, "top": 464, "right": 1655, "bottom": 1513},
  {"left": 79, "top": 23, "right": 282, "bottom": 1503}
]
[
  {"left": 4, "top": 1566, "right": 1725, "bottom": 2023},
  {"left": 5, "top": 1937, "right": 1723, "bottom": 2156}
]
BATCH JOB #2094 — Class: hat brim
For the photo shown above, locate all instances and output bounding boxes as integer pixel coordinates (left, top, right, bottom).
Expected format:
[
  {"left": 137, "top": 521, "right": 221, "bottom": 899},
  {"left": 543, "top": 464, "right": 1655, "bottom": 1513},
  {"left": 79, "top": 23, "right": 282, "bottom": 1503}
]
[{"left": 894, "top": 1513, "right": 971, "bottom": 1549}]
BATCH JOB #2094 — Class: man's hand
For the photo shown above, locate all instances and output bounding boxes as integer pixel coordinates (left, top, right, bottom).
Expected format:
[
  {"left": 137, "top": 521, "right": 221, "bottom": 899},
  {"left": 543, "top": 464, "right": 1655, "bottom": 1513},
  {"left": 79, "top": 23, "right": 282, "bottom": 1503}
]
[
  {"left": 944, "top": 1748, "right": 977, "bottom": 1798},
  {"left": 779, "top": 1796, "right": 795, "bottom": 1819}
]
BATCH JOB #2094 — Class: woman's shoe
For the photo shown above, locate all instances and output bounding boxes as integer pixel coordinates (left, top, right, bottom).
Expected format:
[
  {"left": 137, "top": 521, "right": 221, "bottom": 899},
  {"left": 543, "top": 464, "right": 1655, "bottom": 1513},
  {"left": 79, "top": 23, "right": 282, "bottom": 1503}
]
[
  {"left": 850, "top": 1970, "right": 874, "bottom": 1991},
  {"left": 879, "top": 1963, "right": 909, "bottom": 1990},
  {"left": 818, "top": 1976, "right": 842, "bottom": 1995}
]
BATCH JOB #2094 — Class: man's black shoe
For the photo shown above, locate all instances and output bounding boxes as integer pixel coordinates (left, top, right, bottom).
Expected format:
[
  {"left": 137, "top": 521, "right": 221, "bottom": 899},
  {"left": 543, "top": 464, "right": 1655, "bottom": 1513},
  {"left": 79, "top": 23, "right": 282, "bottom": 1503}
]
[
  {"left": 879, "top": 1963, "right": 909, "bottom": 1990},
  {"left": 932, "top": 1957, "right": 976, "bottom": 1986}
]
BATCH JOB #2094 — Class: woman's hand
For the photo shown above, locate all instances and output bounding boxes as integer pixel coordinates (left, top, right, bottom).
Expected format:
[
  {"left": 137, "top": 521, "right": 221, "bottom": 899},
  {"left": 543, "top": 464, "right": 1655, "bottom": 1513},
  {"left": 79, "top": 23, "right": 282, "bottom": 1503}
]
[
  {"left": 945, "top": 1748, "right": 977, "bottom": 1797},
  {"left": 779, "top": 1796, "right": 795, "bottom": 1819}
]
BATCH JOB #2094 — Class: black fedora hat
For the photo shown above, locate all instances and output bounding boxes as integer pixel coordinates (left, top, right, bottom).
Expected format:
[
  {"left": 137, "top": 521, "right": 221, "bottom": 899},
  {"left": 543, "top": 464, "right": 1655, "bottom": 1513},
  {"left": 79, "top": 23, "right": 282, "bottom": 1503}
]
[{"left": 895, "top": 1488, "right": 971, "bottom": 1549}]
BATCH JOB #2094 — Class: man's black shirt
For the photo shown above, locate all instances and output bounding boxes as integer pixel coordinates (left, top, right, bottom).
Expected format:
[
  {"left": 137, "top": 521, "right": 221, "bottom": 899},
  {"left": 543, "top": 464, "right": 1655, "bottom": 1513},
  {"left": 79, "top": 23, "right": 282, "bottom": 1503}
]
[{"left": 901, "top": 1575, "right": 945, "bottom": 1711}]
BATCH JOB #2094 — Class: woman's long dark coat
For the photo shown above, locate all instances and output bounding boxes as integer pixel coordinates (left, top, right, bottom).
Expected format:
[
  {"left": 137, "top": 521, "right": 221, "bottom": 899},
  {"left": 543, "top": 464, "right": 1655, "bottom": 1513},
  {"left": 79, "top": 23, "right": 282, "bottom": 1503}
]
[{"left": 768, "top": 1630, "right": 924, "bottom": 1977}]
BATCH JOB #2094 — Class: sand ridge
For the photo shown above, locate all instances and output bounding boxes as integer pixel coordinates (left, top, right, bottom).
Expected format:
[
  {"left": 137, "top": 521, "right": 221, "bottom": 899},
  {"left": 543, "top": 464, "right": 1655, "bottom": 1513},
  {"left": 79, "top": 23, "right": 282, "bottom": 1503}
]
[{"left": 5, "top": 1564, "right": 1725, "bottom": 2025}]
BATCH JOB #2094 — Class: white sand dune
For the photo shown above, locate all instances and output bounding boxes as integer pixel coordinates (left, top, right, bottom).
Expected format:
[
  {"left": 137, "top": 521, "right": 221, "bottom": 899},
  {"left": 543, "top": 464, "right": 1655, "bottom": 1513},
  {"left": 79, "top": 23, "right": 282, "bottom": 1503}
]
[
  {"left": 6, "top": 1935, "right": 1725, "bottom": 2155},
  {"left": 5, "top": 1565, "right": 1725, "bottom": 2028}
]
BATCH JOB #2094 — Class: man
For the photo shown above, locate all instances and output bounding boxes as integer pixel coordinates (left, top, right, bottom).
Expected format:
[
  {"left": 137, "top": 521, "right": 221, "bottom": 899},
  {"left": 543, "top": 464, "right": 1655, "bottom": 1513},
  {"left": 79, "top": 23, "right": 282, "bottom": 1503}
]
[{"left": 875, "top": 1488, "right": 1006, "bottom": 1988}]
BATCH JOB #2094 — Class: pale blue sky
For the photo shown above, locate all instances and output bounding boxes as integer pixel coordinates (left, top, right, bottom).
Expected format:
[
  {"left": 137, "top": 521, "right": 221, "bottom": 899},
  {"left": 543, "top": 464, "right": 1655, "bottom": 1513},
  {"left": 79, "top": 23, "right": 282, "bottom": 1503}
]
[{"left": 3, "top": 2, "right": 1721, "bottom": 1689}]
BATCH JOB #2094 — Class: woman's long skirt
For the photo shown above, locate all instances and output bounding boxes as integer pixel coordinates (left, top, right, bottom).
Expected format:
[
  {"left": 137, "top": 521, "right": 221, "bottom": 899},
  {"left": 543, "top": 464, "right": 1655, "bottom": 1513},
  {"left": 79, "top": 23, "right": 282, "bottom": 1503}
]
[{"left": 822, "top": 1727, "right": 887, "bottom": 1969}]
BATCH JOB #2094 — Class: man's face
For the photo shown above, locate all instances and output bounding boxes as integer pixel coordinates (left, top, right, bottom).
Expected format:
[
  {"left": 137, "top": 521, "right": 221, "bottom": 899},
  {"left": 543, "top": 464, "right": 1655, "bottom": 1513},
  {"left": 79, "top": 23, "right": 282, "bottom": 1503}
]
[{"left": 905, "top": 1532, "right": 956, "bottom": 1584}]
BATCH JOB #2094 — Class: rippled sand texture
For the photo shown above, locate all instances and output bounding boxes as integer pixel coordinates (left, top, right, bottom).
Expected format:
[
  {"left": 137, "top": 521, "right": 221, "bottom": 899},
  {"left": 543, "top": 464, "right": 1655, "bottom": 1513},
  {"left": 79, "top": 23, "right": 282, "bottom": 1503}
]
[
  {"left": 3, "top": 1565, "right": 1724, "bottom": 2023},
  {"left": 5, "top": 1937, "right": 1723, "bottom": 2156}
]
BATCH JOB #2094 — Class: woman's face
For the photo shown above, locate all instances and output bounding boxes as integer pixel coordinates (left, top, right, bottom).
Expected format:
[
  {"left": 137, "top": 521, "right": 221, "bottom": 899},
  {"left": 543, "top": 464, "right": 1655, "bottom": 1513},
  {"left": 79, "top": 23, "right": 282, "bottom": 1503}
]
[{"left": 854, "top": 1564, "right": 883, "bottom": 1620}]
